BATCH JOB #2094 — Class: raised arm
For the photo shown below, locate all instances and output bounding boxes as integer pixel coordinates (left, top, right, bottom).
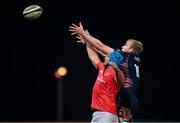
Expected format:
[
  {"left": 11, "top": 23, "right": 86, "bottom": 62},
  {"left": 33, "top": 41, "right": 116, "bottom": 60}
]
[
  {"left": 75, "top": 33, "right": 101, "bottom": 68},
  {"left": 76, "top": 31, "right": 108, "bottom": 58},
  {"left": 86, "top": 42, "right": 101, "bottom": 68},
  {"left": 71, "top": 23, "right": 124, "bottom": 68},
  {"left": 75, "top": 32, "right": 124, "bottom": 84},
  {"left": 69, "top": 22, "right": 114, "bottom": 56}
]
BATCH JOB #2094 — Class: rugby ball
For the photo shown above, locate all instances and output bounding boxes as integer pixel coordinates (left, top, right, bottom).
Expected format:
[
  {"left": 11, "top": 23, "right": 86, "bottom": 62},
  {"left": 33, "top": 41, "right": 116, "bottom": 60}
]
[{"left": 23, "top": 5, "right": 43, "bottom": 20}]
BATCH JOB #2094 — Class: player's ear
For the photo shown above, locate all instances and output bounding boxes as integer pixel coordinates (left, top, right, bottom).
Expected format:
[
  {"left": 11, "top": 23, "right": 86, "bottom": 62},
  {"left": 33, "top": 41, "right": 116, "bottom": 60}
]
[
  {"left": 129, "top": 44, "right": 134, "bottom": 53},
  {"left": 129, "top": 48, "right": 134, "bottom": 53}
]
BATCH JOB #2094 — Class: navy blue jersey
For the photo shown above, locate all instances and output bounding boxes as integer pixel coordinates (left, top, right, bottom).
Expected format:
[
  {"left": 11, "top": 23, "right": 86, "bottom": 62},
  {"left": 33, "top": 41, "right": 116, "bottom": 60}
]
[
  {"left": 115, "top": 49, "right": 141, "bottom": 116},
  {"left": 120, "top": 52, "right": 140, "bottom": 91}
]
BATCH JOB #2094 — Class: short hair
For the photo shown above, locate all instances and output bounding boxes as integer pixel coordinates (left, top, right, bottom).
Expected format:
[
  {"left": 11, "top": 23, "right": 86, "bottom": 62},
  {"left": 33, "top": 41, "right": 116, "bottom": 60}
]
[{"left": 127, "top": 39, "right": 143, "bottom": 55}]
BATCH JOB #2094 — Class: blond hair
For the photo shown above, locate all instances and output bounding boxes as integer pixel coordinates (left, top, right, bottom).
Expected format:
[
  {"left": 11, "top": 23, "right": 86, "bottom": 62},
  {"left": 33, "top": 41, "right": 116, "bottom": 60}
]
[{"left": 127, "top": 39, "right": 143, "bottom": 55}]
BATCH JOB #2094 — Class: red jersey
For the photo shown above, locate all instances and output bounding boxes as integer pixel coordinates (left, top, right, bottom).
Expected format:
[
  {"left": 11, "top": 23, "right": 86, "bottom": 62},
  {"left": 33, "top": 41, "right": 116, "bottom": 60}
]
[{"left": 91, "top": 62, "right": 121, "bottom": 115}]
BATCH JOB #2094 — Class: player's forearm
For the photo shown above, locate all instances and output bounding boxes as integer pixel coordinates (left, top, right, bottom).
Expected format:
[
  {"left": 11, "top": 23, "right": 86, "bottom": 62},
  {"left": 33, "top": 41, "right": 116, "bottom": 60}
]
[
  {"left": 92, "top": 47, "right": 107, "bottom": 57},
  {"left": 82, "top": 32, "right": 107, "bottom": 57},
  {"left": 86, "top": 43, "right": 99, "bottom": 62},
  {"left": 81, "top": 31, "right": 113, "bottom": 56}
]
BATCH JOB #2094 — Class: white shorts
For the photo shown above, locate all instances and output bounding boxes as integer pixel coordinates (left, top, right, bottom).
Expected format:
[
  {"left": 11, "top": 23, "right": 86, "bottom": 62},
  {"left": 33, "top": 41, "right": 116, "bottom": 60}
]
[{"left": 91, "top": 111, "right": 119, "bottom": 123}]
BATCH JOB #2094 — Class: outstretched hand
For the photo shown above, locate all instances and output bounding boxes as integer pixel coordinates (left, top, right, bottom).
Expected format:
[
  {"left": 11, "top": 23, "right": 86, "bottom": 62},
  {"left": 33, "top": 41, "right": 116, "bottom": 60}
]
[{"left": 69, "top": 22, "right": 85, "bottom": 36}]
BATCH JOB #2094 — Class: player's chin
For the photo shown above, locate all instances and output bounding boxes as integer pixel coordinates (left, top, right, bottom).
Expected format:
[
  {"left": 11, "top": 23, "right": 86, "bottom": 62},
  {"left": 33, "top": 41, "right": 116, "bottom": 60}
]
[{"left": 121, "top": 49, "right": 125, "bottom": 52}]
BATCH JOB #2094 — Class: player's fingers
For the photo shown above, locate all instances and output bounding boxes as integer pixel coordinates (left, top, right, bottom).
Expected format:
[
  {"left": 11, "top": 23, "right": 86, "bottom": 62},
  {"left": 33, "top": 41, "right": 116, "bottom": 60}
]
[
  {"left": 79, "top": 22, "right": 82, "bottom": 26},
  {"left": 76, "top": 40, "right": 84, "bottom": 43},
  {"left": 69, "top": 26, "right": 76, "bottom": 30},
  {"left": 79, "top": 22, "right": 84, "bottom": 29},
  {"left": 77, "top": 34, "right": 83, "bottom": 38},
  {"left": 69, "top": 29, "right": 76, "bottom": 32},
  {"left": 76, "top": 35, "right": 82, "bottom": 40},
  {"left": 72, "top": 23, "right": 78, "bottom": 27},
  {"left": 70, "top": 32, "right": 76, "bottom": 35}
]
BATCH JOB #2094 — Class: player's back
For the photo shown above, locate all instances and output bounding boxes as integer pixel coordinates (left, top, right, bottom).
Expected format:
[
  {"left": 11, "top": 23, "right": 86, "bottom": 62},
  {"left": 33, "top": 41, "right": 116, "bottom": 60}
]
[
  {"left": 119, "top": 52, "right": 141, "bottom": 115},
  {"left": 121, "top": 52, "right": 140, "bottom": 91}
]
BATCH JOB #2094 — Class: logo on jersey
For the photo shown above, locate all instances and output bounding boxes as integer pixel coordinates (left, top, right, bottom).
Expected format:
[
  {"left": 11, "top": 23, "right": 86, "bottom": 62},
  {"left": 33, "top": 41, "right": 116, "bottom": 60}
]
[
  {"left": 134, "top": 56, "right": 140, "bottom": 62},
  {"left": 97, "top": 77, "right": 106, "bottom": 83},
  {"left": 104, "top": 73, "right": 110, "bottom": 77}
]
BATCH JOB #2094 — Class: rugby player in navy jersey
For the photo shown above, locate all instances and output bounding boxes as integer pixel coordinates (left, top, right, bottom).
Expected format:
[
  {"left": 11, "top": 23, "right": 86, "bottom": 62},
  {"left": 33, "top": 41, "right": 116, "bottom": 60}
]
[
  {"left": 69, "top": 22, "right": 143, "bottom": 122},
  {"left": 115, "top": 39, "right": 143, "bottom": 122}
]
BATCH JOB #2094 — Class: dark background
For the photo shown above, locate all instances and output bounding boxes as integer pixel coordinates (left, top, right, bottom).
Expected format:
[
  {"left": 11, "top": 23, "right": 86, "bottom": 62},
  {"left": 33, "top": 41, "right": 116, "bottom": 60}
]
[{"left": 1, "top": 0, "right": 180, "bottom": 122}]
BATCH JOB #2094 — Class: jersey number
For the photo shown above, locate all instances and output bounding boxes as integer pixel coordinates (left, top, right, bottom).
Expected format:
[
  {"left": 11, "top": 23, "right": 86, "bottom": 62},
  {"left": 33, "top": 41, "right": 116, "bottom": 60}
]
[{"left": 134, "top": 64, "right": 140, "bottom": 78}]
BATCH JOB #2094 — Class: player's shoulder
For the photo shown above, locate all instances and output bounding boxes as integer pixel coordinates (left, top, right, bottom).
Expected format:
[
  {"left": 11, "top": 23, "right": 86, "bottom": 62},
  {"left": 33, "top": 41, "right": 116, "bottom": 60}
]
[
  {"left": 97, "top": 61, "right": 104, "bottom": 66},
  {"left": 134, "top": 55, "right": 140, "bottom": 63},
  {"left": 129, "top": 54, "right": 140, "bottom": 65},
  {"left": 113, "top": 48, "right": 140, "bottom": 62},
  {"left": 125, "top": 53, "right": 140, "bottom": 64},
  {"left": 97, "top": 61, "right": 105, "bottom": 70}
]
